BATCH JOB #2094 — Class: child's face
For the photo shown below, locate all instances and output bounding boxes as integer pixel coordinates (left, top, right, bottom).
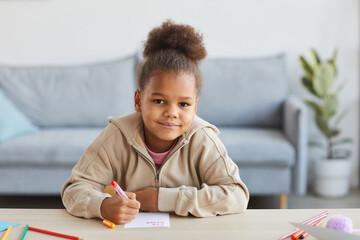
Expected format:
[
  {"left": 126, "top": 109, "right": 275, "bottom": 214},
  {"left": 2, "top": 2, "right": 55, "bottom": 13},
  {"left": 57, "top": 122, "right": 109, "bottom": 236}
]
[{"left": 135, "top": 70, "right": 198, "bottom": 151}]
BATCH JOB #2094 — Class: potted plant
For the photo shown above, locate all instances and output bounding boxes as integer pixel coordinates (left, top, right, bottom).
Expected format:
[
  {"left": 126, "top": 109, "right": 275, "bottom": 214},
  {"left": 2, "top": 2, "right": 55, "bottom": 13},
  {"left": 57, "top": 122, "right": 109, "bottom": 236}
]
[{"left": 299, "top": 48, "right": 352, "bottom": 197}]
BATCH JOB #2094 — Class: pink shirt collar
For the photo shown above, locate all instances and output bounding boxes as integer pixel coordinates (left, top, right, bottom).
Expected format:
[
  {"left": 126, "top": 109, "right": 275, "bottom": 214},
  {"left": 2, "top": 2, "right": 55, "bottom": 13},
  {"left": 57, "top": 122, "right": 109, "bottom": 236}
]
[{"left": 144, "top": 139, "right": 178, "bottom": 170}]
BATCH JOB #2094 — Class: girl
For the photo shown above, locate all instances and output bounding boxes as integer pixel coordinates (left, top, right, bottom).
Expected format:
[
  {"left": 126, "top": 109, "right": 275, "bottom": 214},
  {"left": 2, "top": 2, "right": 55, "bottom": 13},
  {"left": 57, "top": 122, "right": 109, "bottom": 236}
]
[{"left": 62, "top": 20, "right": 249, "bottom": 224}]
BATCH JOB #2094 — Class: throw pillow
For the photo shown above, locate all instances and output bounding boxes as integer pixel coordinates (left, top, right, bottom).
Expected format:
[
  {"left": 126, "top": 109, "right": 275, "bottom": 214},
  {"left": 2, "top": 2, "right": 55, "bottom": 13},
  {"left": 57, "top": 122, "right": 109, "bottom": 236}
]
[{"left": 0, "top": 89, "right": 39, "bottom": 142}]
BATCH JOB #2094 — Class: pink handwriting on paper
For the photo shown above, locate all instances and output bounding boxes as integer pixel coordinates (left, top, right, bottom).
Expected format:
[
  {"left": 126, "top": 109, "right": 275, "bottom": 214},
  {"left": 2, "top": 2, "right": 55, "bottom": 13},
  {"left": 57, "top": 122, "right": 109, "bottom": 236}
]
[
  {"left": 125, "top": 213, "right": 170, "bottom": 228},
  {"left": 146, "top": 221, "right": 165, "bottom": 226}
]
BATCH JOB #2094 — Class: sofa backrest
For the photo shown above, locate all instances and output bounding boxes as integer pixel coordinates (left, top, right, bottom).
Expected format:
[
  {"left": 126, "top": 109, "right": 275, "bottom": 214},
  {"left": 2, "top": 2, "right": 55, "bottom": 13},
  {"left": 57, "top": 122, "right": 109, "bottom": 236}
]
[
  {"left": 0, "top": 55, "right": 137, "bottom": 127},
  {"left": 196, "top": 54, "right": 288, "bottom": 128}
]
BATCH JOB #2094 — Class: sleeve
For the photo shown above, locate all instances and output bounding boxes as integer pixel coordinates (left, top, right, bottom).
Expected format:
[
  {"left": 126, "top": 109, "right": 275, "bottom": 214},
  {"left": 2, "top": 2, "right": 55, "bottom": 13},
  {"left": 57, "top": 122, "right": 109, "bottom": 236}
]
[
  {"left": 61, "top": 135, "right": 114, "bottom": 219},
  {"left": 158, "top": 128, "right": 250, "bottom": 217}
]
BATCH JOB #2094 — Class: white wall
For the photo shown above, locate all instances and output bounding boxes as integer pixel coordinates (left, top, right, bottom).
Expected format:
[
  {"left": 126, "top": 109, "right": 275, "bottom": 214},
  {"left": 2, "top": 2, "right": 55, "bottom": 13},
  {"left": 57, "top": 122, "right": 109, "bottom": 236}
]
[{"left": 0, "top": 0, "right": 359, "bottom": 187}]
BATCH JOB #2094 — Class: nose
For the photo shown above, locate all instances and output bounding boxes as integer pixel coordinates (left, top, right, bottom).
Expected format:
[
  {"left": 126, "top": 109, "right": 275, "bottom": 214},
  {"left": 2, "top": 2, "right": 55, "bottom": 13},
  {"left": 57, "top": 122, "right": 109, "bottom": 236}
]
[{"left": 164, "top": 104, "right": 179, "bottom": 118}]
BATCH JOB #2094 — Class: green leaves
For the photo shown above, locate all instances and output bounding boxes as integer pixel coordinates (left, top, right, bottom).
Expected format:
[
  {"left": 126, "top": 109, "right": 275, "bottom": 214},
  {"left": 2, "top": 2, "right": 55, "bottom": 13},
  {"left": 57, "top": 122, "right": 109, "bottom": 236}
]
[
  {"left": 324, "top": 94, "right": 338, "bottom": 117},
  {"left": 301, "top": 77, "right": 318, "bottom": 96},
  {"left": 309, "top": 140, "right": 325, "bottom": 149},
  {"left": 315, "top": 114, "right": 332, "bottom": 138},
  {"left": 334, "top": 108, "right": 348, "bottom": 128},
  {"left": 333, "top": 138, "right": 353, "bottom": 146},
  {"left": 328, "top": 48, "right": 338, "bottom": 76},
  {"left": 335, "top": 78, "right": 347, "bottom": 95},
  {"left": 299, "top": 50, "right": 336, "bottom": 99},
  {"left": 305, "top": 99, "right": 331, "bottom": 138},
  {"left": 300, "top": 56, "right": 313, "bottom": 79},
  {"left": 300, "top": 48, "right": 351, "bottom": 158},
  {"left": 310, "top": 48, "right": 321, "bottom": 66},
  {"left": 305, "top": 100, "right": 322, "bottom": 115},
  {"left": 313, "top": 62, "right": 335, "bottom": 97}
]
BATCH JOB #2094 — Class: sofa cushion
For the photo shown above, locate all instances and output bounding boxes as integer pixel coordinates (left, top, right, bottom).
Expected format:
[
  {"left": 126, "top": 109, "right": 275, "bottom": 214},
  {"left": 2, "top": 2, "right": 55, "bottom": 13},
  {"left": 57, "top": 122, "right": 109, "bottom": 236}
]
[
  {"left": 0, "top": 89, "right": 39, "bottom": 143},
  {"left": 238, "top": 167, "right": 292, "bottom": 195},
  {"left": 0, "top": 55, "right": 137, "bottom": 127},
  {"left": 218, "top": 127, "right": 295, "bottom": 167},
  {"left": 0, "top": 128, "right": 103, "bottom": 166},
  {"left": 197, "top": 54, "right": 287, "bottom": 128}
]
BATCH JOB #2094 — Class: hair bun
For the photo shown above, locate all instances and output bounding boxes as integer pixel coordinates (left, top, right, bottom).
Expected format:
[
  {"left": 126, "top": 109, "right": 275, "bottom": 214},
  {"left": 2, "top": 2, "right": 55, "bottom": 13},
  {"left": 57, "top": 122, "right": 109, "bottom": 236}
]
[{"left": 143, "top": 20, "right": 207, "bottom": 62}]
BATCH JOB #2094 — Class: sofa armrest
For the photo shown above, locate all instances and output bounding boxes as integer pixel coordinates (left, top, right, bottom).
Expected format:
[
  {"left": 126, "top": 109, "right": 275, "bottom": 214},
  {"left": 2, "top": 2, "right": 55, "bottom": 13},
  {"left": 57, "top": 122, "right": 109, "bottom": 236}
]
[{"left": 283, "top": 95, "right": 308, "bottom": 195}]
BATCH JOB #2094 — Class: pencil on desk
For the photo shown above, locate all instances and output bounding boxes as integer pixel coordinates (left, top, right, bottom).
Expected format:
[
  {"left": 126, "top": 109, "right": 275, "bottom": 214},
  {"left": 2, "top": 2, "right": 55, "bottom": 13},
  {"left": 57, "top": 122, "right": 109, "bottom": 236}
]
[
  {"left": 299, "top": 220, "right": 323, "bottom": 239},
  {"left": 279, "top": 211, "right": 328, "bottom": 240},
  {"left": 290, "top": 220, "right": 322, "bottom": 240},
  {"left": 28, "top": 226, "right": 83, "bottom": 240},
  {"left": 0, "top": 225, "right": 12, "bottom": 240},
  {"left": 20, "top": 225, "right": 29, "bottom": 240},
  {"left": 103, "top": 219, "right": 115, "bottom": 229}
]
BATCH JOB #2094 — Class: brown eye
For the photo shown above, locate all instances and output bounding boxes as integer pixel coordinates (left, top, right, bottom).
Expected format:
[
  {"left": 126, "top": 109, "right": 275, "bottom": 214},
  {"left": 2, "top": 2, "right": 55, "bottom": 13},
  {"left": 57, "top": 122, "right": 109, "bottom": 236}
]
[
  {"left": 154, "top": 99, "right": 165, "bottom": 104},
  {"left": 179, "top": 102, "right": 189, "bottom": 107}
]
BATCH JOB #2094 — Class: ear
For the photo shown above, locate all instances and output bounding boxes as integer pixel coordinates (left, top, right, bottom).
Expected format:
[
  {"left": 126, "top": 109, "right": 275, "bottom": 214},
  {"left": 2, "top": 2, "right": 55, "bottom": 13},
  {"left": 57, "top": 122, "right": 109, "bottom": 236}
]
[
  {"left": 194, "top": 97, "right": 199, "bottom": 113},
  {"left": 134, "top": 89, "right": 142, "bottom": 112}
]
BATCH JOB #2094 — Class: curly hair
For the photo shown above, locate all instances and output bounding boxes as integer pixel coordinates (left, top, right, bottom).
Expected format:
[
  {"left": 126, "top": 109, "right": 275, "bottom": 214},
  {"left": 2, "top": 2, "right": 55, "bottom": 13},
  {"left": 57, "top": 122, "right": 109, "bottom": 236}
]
[{"left": 137, "top": 20, "right": 207, "bottom": 96}]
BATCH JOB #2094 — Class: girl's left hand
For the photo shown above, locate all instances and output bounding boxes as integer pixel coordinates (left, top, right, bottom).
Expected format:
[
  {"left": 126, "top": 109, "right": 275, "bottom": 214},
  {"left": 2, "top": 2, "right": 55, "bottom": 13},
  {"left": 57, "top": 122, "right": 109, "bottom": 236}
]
[{"left": 135, "top": 187, "right": 159, "bottom": 212}]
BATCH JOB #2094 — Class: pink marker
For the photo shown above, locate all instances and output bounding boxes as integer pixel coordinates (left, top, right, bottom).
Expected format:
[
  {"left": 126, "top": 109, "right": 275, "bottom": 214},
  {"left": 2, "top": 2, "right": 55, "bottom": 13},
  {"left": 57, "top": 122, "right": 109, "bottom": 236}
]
[{"left": 111, "top": 180, "right": 129, "bottom": 199}]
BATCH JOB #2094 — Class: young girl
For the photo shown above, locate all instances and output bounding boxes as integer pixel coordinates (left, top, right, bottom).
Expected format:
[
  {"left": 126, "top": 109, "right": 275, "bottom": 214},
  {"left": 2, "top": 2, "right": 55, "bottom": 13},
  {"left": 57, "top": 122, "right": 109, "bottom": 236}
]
[{"left": 62, "top": 20, "right": 249, "bottom": 224}]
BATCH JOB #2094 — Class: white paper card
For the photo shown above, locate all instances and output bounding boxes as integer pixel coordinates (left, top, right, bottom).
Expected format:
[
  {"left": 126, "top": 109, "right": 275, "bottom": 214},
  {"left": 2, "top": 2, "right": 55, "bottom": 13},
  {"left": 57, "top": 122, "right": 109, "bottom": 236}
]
[{"left": 124, "top": 212, "right": 170, "bottom": 228}]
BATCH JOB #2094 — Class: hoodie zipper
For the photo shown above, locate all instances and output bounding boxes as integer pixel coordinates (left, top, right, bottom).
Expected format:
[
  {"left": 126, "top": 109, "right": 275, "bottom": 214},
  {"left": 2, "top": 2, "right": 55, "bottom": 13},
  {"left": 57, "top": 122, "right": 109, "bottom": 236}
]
[
  {"left": 156, "top": 141, "right": 188, "bottom": 183},
  {"left": 156, "top": 169, "right": 160, "bottom": 186},
  {"left": 132, "top": 141, "right": 188, "bottom": 188},
  {"left": 131, "top": 145, "right": 157, "bottom": 177}
]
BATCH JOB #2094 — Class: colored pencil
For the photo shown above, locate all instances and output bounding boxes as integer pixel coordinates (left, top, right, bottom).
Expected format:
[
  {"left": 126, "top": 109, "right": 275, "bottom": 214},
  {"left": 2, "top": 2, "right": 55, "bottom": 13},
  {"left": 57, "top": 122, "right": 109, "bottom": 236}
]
[
  {"left": 291, "top": 220, "right": 322, "bottom": 240},
  {"left": 0, "top": 226, "right": 12, "bottom": 240},
  {"left": 299, "top": 220, "right": 323, "bottom": 239},
  {"left": 20, "top": 225, "right": 29, "bottom": 240},
  {"left": 28, "top": 226, "right": 83, "bottom": 240},
  {"left": 103, "top": 219, "right": 115, "bottom": 229},
  {"left": 279, "top": 211, "right": 328, "bottom": 240}
]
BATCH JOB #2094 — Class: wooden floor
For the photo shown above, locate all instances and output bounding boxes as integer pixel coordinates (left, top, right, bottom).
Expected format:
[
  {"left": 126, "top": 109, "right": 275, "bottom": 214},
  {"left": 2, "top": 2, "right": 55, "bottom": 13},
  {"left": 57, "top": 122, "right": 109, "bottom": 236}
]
[{"left": 1, "top": 189, "right": 360, "bottom": 209}]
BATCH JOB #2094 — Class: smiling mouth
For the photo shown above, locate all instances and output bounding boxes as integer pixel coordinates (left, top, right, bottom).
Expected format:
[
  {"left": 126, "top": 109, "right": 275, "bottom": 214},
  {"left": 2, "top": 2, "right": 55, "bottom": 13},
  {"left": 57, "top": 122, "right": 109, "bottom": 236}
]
[{"left": 158, "top": 122, "right": 180, "bottom": 129}]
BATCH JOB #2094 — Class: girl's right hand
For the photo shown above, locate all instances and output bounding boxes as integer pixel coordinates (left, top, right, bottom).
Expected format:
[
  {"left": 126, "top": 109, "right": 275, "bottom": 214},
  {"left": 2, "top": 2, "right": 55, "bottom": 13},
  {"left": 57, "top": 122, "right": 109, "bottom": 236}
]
[{"left": 100, "top": 192, "right": 141, "bottom": 225}]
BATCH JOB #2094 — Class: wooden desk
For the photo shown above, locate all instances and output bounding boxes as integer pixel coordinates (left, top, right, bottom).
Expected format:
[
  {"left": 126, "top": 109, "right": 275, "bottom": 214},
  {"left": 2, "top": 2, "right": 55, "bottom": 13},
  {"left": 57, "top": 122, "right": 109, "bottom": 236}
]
[{"left": 0, "top": 209, "right": 359, "bottom": 240}]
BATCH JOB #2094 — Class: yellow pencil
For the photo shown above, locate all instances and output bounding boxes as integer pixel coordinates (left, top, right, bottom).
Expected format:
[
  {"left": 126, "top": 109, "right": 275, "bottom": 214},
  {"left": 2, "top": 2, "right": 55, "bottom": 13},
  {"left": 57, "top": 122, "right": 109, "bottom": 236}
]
[{"left": 1, "top": 226, "right": 12, "bottom": 240}]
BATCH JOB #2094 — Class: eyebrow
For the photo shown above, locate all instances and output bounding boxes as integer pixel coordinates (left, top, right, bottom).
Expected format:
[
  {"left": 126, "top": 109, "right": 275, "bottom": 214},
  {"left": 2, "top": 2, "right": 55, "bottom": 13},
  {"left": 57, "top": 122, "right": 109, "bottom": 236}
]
[{"left": 151, "top": 93, "right": 194, "bottom": 100}]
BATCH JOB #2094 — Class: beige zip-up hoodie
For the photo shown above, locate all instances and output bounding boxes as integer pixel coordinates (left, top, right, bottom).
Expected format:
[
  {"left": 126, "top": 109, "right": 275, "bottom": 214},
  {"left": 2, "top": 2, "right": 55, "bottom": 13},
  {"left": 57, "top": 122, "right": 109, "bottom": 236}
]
[{"left": 62, "top": 112, "right": 249, "bottom": 219}]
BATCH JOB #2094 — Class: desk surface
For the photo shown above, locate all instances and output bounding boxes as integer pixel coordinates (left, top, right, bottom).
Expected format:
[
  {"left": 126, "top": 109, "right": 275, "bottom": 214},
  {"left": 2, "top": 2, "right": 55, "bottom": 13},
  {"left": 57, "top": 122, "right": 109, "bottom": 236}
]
[{"left": 0, "top": 208, "right": 359, "bottom": 240}]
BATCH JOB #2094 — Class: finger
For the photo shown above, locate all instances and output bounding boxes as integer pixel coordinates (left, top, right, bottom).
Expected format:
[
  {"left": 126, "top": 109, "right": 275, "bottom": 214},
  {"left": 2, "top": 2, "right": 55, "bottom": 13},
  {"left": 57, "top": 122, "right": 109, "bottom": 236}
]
[
  {"left": 117, "top": 216, "right": 133, "bottom": 225},
  {"left": 118, "top": 212, "right": 138, "bottom": 224},
  {"left": 118, "top": 218, "right": 134, "bottom": 225},
  {"left": 124, "top": 207, "right": 139, "bottom": 215},
  {"left": 124, "top": 212, "right": 138, "bottom": 221},
  {"left": 126, "top": 199, "right": 141, "bottom": 209},
  {"left": 117, "top": 203, "right": 139, "bottom": 215},
  {"left": 125, "top": 191, "right": 136, "bottom": 199}
]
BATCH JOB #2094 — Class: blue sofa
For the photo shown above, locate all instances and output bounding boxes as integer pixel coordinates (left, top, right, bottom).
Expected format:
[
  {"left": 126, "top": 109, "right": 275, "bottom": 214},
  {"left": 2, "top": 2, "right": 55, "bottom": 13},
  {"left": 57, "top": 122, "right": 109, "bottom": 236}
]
[
  {"left": 0, "top": 54, "right": 307, "bottom": 208},
  {"left": 198, "top": 55, "right": 308, "bottom": 201}
]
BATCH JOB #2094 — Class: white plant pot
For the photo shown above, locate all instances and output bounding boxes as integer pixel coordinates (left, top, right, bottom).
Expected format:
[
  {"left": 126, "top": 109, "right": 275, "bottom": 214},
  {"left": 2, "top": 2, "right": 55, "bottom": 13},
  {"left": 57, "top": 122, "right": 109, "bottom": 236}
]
[{"left": 313, "top": 158, "right": 352, "bottom": 197}]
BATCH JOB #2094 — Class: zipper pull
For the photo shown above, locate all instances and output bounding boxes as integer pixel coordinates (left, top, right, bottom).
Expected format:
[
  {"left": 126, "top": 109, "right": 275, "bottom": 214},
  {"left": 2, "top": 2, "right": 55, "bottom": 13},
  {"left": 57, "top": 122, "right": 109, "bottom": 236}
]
[{"left": 156, "top": 169, "right": 160, "bottom": 187}]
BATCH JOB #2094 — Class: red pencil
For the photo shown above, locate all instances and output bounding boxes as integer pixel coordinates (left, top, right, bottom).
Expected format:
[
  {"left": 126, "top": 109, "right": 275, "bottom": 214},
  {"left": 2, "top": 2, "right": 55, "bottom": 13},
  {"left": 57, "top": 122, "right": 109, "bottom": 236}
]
[
  {"left": 28, "top": 226, "right": 83, "bottom": 240},
  {"left": 279, "top": 211, "right": 328, "bottom": 240}
]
